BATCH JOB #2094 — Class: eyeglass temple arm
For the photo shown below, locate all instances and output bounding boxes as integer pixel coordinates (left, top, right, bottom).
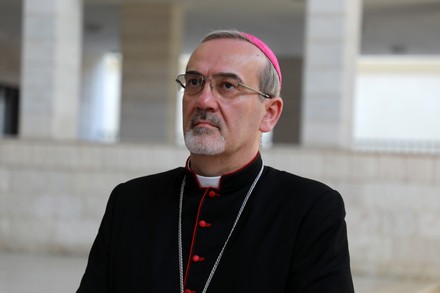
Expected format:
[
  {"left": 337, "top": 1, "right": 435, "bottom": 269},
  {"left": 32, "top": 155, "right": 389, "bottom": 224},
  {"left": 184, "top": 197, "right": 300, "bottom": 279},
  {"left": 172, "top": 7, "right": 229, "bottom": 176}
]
[{"left": 239, "top": 83, "right": 271, "bottom": 99}]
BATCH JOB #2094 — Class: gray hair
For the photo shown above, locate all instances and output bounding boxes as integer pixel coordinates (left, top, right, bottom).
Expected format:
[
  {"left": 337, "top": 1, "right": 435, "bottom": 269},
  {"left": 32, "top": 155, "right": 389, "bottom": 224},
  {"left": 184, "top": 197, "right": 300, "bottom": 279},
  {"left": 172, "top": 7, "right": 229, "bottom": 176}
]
[{"left": 201, "top": 30, "right": 281, "bottom": 98}]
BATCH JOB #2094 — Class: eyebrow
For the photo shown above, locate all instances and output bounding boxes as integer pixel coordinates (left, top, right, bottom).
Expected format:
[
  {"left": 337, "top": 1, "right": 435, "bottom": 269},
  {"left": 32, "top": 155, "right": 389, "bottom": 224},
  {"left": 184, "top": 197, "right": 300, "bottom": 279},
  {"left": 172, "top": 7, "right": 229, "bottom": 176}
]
[{"left": 185, "top": 71, "right": 243, "bottom": 82}]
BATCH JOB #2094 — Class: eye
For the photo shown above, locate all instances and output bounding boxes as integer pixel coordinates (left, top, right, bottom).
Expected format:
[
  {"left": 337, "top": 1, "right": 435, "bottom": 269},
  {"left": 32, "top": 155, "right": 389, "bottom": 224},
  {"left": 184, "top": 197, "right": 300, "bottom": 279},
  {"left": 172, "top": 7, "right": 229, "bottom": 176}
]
[
  {"left": 217, "top": 77, "right": 239, "bottom": 92},
  {"left": 186, "top": 76, "right": 203, "bottom": 88}
]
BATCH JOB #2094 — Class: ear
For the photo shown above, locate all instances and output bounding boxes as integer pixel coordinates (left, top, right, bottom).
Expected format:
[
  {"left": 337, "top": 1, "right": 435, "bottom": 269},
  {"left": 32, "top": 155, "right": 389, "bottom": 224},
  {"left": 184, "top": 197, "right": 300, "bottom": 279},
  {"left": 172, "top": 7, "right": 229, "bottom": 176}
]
[{"left": 259, "top": 97, "right": 283, "bottom": 133}]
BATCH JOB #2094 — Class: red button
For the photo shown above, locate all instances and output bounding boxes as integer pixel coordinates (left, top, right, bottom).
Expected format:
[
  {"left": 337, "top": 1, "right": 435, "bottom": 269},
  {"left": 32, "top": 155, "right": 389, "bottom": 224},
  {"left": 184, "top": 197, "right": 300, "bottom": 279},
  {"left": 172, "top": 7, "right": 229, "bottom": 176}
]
[
  {"left": 208, "top": 191, "right": 219, "bottom": 198},
  {"left": 192, "top": 255, "right": 205, "bottom": 262},
  {"left": 199, "top": 220, "right": 212, "bottom": 228},
  {"left": 184, "top": 289, "right": 196, "bottom": 293}
]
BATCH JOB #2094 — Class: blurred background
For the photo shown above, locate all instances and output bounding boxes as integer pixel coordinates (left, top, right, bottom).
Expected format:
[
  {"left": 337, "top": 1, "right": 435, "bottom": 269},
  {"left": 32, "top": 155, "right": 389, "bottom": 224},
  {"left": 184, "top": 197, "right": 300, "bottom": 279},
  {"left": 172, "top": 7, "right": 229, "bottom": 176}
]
[{"left": 0, "top": 0, "right": 439, "bottom": 292}]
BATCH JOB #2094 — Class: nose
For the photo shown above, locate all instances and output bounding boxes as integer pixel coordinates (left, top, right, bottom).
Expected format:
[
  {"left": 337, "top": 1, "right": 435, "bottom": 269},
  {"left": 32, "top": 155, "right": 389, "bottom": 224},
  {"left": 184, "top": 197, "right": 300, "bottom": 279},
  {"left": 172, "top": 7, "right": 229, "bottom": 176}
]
[{"left": 193, "top": 80, "right": 219, "bottom": 111}]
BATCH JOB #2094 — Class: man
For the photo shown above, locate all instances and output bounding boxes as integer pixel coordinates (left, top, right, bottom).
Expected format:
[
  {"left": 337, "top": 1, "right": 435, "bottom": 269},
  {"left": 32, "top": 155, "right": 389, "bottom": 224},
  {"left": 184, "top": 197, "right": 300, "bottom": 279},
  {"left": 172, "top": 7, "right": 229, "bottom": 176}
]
[{"left": 77, "top": 30, "right": 354, "bottom": 293}]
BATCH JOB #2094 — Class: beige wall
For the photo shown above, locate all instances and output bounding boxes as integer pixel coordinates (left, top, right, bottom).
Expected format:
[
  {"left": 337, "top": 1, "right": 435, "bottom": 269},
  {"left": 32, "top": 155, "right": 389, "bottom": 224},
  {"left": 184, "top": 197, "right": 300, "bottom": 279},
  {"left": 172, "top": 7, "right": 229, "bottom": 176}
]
[{"left": 1, "top": 138, "right": 439, "bottom": 281}]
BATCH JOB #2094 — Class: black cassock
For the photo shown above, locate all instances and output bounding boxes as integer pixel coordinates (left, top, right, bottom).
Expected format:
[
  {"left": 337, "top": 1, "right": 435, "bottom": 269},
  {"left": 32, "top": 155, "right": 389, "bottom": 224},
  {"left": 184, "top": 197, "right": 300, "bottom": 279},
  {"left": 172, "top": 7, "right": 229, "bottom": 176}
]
[{"left": 77, "top": 153, "right": 354, "bottom": 293}]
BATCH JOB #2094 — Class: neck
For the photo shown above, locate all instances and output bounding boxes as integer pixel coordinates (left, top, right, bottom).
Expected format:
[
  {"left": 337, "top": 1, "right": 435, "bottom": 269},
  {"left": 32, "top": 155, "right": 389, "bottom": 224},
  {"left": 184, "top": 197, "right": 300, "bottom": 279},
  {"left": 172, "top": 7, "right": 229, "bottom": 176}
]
[{"left": 189, "top": 151, "right": 259, "bottom": 177}]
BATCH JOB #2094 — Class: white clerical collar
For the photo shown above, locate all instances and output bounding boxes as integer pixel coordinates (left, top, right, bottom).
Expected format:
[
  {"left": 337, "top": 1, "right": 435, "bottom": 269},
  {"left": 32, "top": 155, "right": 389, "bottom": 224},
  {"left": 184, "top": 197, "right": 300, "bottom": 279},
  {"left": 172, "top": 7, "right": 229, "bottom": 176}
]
[{"left": 196, "top": 174, "right": 221, "bottom": 189}]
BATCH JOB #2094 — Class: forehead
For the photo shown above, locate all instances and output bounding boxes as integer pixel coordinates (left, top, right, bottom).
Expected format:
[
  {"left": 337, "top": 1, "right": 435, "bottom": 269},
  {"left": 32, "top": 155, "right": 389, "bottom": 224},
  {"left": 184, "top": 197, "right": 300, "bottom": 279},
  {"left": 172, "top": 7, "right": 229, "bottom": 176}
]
[{"left": 186, "top": 38, "right": 267, "bottom": 80}]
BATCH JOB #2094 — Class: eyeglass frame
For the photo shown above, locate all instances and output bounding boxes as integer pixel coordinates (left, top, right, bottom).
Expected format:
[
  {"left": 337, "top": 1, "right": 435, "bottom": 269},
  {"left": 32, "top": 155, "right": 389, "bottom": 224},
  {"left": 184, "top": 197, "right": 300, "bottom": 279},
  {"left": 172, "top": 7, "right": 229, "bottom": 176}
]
[{"left": 175, "top": 73, "right": 272, "bottom": 99}]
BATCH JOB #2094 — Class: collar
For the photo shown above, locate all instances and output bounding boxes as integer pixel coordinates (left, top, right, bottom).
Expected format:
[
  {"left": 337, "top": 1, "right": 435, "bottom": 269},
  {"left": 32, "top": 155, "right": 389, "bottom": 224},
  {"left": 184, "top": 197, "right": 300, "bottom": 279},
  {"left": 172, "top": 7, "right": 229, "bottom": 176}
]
[
  {"left": 196, "top": 174, "right": 221, "bottom": 189},
  {"left": 185, "top": 152, "right": 263, "bottom": 193}
]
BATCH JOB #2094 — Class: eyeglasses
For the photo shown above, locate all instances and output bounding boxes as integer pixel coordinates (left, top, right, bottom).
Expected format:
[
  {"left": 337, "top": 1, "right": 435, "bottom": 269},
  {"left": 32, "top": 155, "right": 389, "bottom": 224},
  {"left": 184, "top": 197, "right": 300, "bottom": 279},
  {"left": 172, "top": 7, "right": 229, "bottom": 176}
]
[{"left": 176, "top": 73, "right": 271, "bottom": 99}]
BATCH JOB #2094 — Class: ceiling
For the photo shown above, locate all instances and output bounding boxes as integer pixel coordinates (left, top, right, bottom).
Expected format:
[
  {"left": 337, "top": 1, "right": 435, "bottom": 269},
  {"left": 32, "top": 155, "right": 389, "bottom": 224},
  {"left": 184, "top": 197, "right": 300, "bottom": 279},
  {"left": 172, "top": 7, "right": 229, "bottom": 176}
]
[{"left": 1, "top": 0, "right": 440, "bottom": 57}]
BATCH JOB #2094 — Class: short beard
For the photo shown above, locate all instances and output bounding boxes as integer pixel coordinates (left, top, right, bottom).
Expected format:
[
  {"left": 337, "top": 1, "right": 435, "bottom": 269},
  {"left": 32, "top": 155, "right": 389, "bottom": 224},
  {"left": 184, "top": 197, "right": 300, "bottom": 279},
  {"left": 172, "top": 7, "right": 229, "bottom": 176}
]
[{"left": 184, "top": 110, "right": 225, "bottom": 155}]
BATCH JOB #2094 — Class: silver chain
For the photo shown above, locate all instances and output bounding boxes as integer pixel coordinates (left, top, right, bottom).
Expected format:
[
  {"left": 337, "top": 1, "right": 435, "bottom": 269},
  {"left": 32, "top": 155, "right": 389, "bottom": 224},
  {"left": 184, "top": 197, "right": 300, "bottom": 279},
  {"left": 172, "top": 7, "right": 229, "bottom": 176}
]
[
  {"left": 178, "top": 163, "right": 264, "bottom": 293},
  {"left": 178, "top": 177, "right": 186, "bottom": 293}
]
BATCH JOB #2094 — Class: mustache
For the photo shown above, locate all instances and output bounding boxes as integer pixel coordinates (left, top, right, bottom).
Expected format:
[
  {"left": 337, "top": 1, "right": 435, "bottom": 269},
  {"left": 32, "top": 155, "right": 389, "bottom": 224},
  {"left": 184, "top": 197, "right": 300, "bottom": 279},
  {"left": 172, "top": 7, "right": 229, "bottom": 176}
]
[{"left": 190, "top": 109, "right": 222, "bottom": 129}]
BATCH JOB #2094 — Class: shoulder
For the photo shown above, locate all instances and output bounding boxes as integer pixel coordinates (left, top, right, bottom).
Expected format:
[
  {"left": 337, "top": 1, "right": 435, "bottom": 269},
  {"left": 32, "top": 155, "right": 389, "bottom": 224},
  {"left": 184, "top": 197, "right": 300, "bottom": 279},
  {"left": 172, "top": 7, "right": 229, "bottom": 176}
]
[
  {"left": 109, "top": 167, "right": 185, "bottom": 203},
  {"left": 261, "top": 166, "right": 345, "bottom": 214},
  {"left": 120, "top": 167, "right": 185, "bottom": 189},
  {"left": 264, "top": 165, "right": 335, "bottom": 195}
]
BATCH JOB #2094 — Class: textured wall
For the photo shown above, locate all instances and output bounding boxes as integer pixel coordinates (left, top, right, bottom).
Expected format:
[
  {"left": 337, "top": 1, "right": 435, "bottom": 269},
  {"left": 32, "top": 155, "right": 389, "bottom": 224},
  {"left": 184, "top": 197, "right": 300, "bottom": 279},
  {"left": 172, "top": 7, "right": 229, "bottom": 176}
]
[
  {"left": 264, "top": 146, "right": 440, "bottom": 280},
  {"left": 0, "top": 139, "right": 439, "bottom": 281}
]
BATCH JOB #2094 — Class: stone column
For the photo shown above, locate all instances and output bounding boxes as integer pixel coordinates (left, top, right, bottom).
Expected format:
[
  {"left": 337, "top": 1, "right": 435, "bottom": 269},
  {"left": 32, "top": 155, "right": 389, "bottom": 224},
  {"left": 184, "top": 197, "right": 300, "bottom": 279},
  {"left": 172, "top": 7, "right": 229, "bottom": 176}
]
[
  {"left": 301, "top": 0, "right": 362, "bottom": 148},
  {"left": 119, "top": 3, "right": 182, "bottom": 143},
  {"left": 20, "top": 0, "right": 82, "bottom": 140}
]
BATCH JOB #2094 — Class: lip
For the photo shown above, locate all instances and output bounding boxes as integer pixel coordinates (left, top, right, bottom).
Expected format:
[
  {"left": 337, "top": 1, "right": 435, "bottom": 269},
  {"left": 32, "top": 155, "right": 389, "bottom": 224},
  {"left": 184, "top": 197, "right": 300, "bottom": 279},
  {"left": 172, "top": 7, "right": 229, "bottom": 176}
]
[{"left": 193, "top": 120, "right": 219, "bottom": 129}]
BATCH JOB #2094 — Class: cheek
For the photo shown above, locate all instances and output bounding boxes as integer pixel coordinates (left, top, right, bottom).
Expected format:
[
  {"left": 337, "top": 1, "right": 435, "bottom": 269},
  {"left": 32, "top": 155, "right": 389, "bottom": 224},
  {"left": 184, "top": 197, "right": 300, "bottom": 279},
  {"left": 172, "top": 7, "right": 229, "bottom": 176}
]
[
  {"left": 182, "top": 96, "right": 190, "bottom": 112},
  {"left": 241, "top": 107, "right": 265, "bottom": 136},
  {"left": 223, "top": 105, "right": 259, "bottom": 137},
  {"left": 182, "top": 98, "right": 193, "bottom": 126}
]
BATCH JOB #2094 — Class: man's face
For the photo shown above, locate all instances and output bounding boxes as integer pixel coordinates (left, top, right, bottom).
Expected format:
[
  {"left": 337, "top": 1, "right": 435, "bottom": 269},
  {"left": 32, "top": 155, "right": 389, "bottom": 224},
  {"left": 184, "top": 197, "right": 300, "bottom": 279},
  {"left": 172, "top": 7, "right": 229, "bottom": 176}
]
[{"left": 182, "top": 38, "right": 268, "bottom": 158}]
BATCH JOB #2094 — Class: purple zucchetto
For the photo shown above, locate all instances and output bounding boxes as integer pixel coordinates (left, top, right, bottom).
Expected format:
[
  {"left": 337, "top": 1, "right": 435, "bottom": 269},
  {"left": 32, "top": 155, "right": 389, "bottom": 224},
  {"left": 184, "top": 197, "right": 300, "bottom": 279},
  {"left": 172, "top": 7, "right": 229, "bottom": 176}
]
[{"left": 240, "top": 32, "right": 282, "bottom": 87}]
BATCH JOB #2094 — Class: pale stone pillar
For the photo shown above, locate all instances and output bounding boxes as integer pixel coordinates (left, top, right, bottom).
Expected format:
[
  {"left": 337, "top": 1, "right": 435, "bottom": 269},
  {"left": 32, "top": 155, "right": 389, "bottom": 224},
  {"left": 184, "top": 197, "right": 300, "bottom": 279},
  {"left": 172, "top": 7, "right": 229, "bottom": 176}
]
[
  {"left": 301, "top": 0, "right": 362, "bottom": 148},
  {"left": 119, "top": 3, "right": 182, "bottom": 142},
  {"left": 20, "top": 0, "right": 82, "bottom": 140}
]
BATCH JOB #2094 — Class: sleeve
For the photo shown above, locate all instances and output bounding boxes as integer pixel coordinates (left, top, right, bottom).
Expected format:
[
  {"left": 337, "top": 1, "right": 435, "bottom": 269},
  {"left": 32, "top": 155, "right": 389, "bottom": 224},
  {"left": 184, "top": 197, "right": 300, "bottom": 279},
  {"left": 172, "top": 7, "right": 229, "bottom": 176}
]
[
  {"left": 76, "top": 184, "right": 119, "bottom": 293},
  {"left": 287, "top": 189, "right": 354, "bottom": 293}
]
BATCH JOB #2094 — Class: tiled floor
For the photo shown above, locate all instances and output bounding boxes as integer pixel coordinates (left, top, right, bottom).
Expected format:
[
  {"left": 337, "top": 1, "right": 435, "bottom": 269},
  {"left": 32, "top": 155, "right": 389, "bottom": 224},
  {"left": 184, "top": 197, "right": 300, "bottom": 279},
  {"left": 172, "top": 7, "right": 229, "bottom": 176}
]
[
  {"left": 0, "top": 252, "right": 86, "bottom": 293},
  {"left": 0, "top": 251, "right": 437, "bottom": 293}
]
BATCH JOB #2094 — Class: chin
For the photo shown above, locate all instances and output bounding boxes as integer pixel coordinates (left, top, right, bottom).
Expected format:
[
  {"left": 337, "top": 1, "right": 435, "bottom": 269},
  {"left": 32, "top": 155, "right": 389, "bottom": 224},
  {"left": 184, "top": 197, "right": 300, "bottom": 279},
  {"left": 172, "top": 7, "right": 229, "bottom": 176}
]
[{"left": 184, "top": 131, "right": 225, "bottom": 155}]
